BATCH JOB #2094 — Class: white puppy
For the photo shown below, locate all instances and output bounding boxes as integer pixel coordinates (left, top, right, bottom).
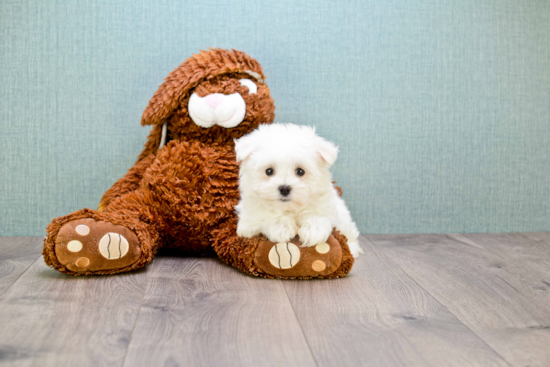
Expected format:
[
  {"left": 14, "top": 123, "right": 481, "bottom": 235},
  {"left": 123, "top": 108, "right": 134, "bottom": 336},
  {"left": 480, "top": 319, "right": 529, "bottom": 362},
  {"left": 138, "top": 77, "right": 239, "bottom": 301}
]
[{"left": 234, "top": 123, "right": 362, "bottom": 258}]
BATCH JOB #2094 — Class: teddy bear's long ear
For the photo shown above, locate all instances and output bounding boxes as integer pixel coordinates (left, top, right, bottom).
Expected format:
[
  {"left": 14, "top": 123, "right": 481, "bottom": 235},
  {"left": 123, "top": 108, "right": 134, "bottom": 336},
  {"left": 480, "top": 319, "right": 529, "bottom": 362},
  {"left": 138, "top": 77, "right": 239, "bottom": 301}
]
[
  {"left": 141, "top": 49, "right": 266, "bottom": 126},
  {"left": 315, "top": 137, "right": 339, "bottom": 167},
  {"left": 141, "top": 62, "right": 202, "bottom": 126}
]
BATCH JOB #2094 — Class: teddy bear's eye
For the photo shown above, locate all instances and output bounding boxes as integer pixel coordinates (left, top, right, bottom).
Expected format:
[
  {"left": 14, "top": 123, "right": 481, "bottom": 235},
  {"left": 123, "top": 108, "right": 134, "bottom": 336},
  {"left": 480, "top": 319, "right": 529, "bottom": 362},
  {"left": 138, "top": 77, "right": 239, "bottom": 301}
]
[
  {"left": 239, "top": 79, "right": 257, "bottom": 95},
  {"left": 295, "top": 168, "right": 305, "bottom": 177},
  {"left": 265, "top": 168, "right": 274, "bottom": 176}
]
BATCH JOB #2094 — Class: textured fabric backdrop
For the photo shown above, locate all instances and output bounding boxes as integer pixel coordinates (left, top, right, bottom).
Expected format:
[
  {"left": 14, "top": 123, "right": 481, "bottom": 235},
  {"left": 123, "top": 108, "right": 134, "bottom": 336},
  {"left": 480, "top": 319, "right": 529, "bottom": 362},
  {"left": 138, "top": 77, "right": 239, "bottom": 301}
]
[{"left": 1, "top": 0, "right": 549, "bottom": 236}]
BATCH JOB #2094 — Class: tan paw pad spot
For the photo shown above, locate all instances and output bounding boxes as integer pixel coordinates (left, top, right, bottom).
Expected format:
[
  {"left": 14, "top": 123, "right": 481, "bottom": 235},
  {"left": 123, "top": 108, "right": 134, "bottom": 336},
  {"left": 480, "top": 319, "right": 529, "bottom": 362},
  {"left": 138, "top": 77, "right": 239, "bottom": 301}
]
[
  {"left": 268, "top": 242, "right": 301, "bottom": 269},
  {"left": 315, "top": 242, "right": 330, "bottom": 254},
  {"left": 98, "top": 233, "right": 129, "bottom": 260},
  {"left": 75, "top": 224, "right": 90, "bottom": 235},
  {"left": 312, "top": 260, "right": 326, "bottom": 272},
  {"left": 75, "top": 257, "right": 90, "bottom": 268},
  {"left": 67, "top": 240, "right": 83, "bottom": 252}
]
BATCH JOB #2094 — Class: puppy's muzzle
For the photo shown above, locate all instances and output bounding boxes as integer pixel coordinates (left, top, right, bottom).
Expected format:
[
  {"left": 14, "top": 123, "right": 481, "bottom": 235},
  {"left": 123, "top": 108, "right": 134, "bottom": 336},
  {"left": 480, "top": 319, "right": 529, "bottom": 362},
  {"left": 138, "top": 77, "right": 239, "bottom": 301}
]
[{"left": 278, "top": 185, "right": 292, "bottom": 197}]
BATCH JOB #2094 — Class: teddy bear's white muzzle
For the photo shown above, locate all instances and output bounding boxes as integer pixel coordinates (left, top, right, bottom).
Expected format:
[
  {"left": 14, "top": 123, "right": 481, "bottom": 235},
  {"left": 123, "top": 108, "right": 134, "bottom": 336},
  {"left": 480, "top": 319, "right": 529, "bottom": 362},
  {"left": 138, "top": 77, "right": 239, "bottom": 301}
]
[{"left": 188, "top": 92, "right": 247, "bottom": 128}]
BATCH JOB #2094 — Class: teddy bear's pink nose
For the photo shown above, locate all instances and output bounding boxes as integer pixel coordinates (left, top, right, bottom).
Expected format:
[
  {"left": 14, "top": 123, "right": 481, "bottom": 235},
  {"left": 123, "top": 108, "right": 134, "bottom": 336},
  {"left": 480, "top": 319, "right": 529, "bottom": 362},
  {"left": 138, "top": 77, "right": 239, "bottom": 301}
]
[{"left": 203, "top": 93, "right": 224, "bottom": 110}]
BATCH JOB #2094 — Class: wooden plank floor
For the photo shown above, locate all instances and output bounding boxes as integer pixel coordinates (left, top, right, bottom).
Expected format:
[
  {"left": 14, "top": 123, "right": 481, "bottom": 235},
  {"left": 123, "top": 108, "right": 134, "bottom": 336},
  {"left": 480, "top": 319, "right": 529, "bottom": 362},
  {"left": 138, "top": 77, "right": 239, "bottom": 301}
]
[{"left": 0, "top": 233, "right": 549, "bottom": 367}]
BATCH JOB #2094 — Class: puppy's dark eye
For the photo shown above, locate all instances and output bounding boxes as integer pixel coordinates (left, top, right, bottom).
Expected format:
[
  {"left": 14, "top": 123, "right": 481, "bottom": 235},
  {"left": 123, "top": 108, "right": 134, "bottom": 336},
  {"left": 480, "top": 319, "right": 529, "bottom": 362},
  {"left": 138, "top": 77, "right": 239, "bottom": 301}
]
[
  {"left": 296, "top": 168, "right": 305, "bottom": 176},
  {"left": 265, "top": 168, "right": 274, "bottom": 176}
]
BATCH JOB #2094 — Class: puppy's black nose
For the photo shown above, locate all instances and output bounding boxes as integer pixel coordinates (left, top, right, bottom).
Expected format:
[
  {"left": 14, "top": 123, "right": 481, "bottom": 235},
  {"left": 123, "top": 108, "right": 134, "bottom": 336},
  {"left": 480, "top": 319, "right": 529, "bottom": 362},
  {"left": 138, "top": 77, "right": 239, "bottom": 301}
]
[{"left": 278, "top": 185, "right": 292, "bottom": 197}]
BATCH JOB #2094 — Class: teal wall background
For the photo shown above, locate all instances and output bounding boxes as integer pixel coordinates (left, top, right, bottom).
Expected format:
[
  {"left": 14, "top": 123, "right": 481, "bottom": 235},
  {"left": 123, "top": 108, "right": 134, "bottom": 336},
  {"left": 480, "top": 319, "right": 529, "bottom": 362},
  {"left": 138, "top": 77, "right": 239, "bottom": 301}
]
[{"left": 1, "top": 0, "right": 549, "bottom": 236}]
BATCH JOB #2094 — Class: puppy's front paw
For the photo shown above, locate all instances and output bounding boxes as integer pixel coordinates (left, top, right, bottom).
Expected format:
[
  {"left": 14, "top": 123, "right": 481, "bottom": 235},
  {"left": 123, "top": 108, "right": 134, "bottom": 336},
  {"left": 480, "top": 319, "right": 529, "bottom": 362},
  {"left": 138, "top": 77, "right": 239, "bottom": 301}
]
[
  {"left": 264, "top": 218, "right": 298, "bottom": 243},
  {"left": 298, "top": 217, "right": 333, "bottom": 247},
  {"left": 237, "top": 221, "right": 260, "bottom": 238}
]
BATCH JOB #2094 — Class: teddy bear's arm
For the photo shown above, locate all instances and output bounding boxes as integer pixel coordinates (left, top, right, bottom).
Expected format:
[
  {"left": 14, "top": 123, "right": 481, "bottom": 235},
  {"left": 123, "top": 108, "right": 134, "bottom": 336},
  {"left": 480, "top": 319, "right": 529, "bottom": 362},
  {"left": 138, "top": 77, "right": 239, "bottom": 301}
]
[
  {"left": 97, "top": 154, "right": 156, "bottom": 212},
  {"left": 98, "top": 123, "right": 166, "bottom": 211}
]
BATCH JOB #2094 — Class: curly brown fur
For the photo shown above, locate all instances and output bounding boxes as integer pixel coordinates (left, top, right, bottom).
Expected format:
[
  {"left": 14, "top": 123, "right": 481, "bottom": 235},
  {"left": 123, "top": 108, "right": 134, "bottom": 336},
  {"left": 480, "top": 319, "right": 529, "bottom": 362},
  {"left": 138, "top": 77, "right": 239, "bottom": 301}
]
[
  {"left": 212, "top": 218, "right": 265, "bottom": 276},
  {"left": 98, "top": 154, "right": 156, "bottom": 211}
]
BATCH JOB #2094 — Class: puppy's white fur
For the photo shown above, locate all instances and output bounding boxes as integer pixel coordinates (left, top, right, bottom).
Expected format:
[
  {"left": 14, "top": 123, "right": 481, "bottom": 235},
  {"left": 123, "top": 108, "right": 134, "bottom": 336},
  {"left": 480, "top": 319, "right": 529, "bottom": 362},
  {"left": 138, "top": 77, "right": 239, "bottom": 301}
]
[{"left": 234, "top": 123, "right": 362, "bottom": 258}]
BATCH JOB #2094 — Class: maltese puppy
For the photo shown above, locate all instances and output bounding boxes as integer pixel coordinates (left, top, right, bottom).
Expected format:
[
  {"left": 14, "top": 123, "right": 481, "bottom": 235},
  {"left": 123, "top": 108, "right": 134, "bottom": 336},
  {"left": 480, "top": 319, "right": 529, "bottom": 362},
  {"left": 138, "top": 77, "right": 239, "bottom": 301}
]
[{"left": 234, "top": 123, "right": 362, "bottom": 258}]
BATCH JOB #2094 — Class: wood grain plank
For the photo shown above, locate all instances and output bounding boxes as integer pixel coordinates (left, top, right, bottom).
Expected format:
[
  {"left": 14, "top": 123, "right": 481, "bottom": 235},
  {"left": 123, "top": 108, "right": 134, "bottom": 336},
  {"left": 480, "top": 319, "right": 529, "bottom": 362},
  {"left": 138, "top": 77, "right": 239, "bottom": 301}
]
[
  {"left": 457, "top": 233, "right": 550, "bottom": 281},
  {"left": 521, "top": 232, "right": 550, "bottom": 246},
  {"left": 283, "top": 236, "right": 510, "bottom": 367},
  {"left": 0, "top": 258, "right": 148, "bottom": 367},
  {"left": 518, "top": 232, "right": 550, "bottom": 262},
  {"left": 0, "top": 237, "right": 43, "bottom": 296},
  {"left": 123, "top": 256, "right": 316, "bottom": 367},
  {"left": 369, "top": 233, "right": 550, "bottom": 367}
]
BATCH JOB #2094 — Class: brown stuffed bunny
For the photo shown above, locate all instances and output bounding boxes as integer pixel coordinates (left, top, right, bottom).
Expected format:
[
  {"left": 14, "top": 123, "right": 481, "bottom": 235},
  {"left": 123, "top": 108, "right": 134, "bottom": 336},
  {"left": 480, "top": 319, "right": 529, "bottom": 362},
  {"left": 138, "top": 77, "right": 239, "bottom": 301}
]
[{"left": 43, "top": 49, "right": 354, "bottom": 279}]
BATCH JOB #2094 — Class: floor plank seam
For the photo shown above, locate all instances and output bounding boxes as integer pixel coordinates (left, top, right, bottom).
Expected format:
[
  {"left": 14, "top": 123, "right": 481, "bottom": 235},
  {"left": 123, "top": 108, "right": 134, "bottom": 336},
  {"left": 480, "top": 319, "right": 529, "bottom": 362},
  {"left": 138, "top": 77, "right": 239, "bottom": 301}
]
[
  {"left": 119, "top": 258, "right": 156, "bottom": 367},
  {"left": 361, "top": 235, "right": 516, "bottom": 367},
  {"left": 281, "top": 283, "right": 320, "bottom": 367},
  {"left": 0, "top": 255, "right": 42, "bottom": 299},
  {"left": 518, "top": 232, "right": 550, "bottom": 247},
  {"left": 517, "top": 233, "right": 550, "bottom": 256},
  {"left": 449, "top": 233, "right": 550, "bottom": 309},
  {"left": 449, "top": 233, "right": 550, "bottom": 270},
  {"left": 446, "top": 234, "right": 517, "bottom": 263}
]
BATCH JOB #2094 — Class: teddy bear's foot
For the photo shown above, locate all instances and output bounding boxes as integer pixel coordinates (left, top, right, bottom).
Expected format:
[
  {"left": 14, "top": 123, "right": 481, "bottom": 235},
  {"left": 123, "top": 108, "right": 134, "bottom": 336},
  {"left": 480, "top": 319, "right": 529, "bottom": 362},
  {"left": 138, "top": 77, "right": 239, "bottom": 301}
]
[
  {"left": 253, "top": 232, "right": 353, "bottom": 279},
  {"left": 53, "top": 218, "right": 142, "bottom": 273}
]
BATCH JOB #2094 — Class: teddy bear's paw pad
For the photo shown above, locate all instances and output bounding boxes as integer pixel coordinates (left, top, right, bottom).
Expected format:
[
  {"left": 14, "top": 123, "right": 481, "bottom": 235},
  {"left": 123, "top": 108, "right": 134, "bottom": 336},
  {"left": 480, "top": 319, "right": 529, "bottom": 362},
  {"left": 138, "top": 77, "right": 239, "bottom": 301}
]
[
  {"left": 268, "top": 242, "right": 301, "bottom": 269},
  {"left": 54, "top": 218, "right": 141, "bottom": 273},
  {"left": 254, "top": 234, "right": 342, "bottom": 278}
]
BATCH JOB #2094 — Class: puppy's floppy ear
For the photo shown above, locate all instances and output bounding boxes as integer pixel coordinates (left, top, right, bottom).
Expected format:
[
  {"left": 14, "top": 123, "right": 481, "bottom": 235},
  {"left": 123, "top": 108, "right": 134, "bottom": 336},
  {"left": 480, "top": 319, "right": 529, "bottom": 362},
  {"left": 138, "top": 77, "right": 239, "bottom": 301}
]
[
  {"left": 234, "top": 134, "right": 258, "bottom": 163},
  {"left": 315, "top": 137, "right": 339, "bottom": 166}
]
